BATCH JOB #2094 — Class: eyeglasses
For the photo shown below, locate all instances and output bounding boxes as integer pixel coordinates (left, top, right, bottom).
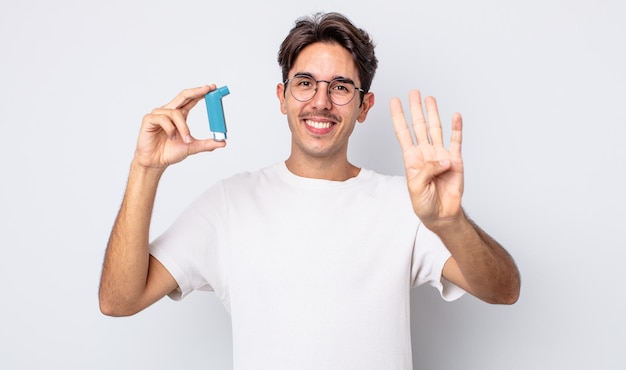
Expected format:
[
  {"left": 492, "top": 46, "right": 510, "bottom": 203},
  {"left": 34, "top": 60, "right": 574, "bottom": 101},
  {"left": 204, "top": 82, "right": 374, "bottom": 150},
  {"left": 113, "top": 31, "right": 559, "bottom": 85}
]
[{"left": 284, "top": 74, "right": 365, "bottom": 106}]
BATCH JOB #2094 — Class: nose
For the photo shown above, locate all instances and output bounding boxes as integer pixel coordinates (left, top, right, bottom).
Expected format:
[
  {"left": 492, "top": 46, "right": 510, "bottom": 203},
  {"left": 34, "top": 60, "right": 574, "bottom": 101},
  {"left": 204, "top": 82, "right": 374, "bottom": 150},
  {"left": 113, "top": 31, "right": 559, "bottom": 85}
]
[{"left": 311, "top": 81, "right": 333, "bottom": 110}]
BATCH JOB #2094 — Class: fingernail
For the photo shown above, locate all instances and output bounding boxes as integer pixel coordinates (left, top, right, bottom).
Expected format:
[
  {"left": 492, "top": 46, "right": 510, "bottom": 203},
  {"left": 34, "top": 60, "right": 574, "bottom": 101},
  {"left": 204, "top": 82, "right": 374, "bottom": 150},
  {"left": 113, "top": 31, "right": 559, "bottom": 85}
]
[{"left": 184, "top": 135, "right": 192, "bottom": 143}]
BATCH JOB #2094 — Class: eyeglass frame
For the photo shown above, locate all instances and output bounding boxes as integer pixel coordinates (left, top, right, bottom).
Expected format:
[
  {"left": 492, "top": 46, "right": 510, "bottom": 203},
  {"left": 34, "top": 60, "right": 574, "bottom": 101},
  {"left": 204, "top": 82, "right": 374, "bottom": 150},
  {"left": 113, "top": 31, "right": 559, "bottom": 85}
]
[{"left": 283, "top": 73, "right": 366, "bottom": 106}]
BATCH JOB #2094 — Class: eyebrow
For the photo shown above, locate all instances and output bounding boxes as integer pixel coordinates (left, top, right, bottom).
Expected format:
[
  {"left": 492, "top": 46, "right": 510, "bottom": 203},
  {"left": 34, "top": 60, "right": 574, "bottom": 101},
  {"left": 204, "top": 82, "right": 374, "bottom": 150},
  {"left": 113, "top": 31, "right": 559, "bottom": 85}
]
[{"left": 292, "top": 72, "right": 356, "bottom": 84}]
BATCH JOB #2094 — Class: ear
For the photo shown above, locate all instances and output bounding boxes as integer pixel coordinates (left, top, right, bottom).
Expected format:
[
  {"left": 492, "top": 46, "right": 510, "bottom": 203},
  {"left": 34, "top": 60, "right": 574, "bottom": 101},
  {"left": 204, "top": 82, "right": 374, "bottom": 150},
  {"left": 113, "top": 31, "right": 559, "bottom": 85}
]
[
  {"left": 276, "top": 83, "right": 287, "bottom": 115},
  {"left": 357, "top": 92, "right": 375, "bottom": 123}
]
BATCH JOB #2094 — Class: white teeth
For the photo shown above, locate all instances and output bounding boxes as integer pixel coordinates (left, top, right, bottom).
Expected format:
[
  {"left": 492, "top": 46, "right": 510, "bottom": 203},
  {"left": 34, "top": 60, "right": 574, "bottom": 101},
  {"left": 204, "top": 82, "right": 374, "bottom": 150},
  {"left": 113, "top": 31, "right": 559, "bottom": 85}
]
[{"left": 305, "top": 120, "right": 332, "bottom": 129}]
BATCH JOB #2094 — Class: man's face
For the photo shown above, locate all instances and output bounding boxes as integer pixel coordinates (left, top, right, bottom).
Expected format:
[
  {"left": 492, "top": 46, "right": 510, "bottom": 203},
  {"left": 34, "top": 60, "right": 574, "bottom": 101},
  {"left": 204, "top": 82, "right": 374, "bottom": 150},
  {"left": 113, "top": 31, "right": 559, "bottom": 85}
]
[{"left": 276, "top": 42, "right": 374, "bottom": 162}]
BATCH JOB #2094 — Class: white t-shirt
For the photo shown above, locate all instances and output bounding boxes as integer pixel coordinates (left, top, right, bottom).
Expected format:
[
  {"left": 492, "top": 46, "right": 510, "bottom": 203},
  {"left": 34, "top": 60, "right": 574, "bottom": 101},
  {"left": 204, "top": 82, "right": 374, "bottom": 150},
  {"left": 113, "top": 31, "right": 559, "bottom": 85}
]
[{"left": 150, "top": 162, "right": 464, "bottom": 370}]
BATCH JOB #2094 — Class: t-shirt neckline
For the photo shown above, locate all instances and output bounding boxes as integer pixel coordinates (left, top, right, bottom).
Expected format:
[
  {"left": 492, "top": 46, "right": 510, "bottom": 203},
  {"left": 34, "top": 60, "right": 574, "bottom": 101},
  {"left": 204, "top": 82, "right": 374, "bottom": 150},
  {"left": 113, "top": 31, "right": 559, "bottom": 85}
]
[{"left": 275, "top": 161, "right": 372, "bottom": 189}]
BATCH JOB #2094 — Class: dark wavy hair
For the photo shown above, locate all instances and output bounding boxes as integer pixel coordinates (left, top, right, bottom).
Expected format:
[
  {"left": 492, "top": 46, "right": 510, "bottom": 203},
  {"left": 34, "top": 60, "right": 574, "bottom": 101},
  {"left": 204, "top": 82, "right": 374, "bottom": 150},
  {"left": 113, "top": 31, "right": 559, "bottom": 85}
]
[{"left": 278, "top": 12, "right": 378, "bottom": 100}]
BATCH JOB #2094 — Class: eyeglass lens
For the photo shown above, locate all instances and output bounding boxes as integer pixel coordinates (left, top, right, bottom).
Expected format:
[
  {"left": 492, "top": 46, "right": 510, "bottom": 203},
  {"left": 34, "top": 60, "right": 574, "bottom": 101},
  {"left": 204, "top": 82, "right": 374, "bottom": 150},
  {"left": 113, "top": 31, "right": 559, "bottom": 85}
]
[{"left": 289, "top": 76, "right": 357, "bottom": 105}]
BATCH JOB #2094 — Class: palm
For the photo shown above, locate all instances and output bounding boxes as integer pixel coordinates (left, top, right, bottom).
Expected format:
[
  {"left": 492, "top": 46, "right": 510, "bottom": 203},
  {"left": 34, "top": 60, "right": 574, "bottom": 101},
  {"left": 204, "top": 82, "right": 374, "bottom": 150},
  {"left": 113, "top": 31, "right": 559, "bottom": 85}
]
[{"left": 390, "top": 90, "right": 464, "bottom": 226}]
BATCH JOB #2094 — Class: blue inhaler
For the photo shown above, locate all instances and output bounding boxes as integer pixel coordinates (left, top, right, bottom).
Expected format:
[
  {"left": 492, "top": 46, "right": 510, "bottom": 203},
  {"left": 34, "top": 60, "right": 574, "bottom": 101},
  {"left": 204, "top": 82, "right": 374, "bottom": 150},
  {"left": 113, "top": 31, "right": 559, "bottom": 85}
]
[{"left": 204, "top": 86, "right": 230, "bottom": 141}]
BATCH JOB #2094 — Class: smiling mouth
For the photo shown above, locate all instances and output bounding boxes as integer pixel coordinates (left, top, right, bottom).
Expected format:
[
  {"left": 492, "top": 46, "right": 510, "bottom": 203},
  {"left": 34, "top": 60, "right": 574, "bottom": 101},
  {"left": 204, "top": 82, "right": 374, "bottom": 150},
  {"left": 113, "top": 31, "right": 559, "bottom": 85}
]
[{"left": 305, "top": 119, "right": 334, "bottom": 129}]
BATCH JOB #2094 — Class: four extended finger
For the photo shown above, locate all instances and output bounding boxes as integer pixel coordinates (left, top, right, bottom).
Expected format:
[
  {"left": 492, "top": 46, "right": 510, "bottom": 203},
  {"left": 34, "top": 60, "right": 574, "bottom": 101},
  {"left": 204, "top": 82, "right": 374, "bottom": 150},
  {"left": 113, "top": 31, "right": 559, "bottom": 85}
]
[
  {"left": 449, "top": 112, "right": 463, "bottom": 158},
  {"left": 390, "top": 97, "right": 416, "bottom": 151},
  {"left": 408, "top": 90, "right": 430, "bottom": 146},
  {"left": 424, "top": 96, "right": 444, "bottom": 147}
]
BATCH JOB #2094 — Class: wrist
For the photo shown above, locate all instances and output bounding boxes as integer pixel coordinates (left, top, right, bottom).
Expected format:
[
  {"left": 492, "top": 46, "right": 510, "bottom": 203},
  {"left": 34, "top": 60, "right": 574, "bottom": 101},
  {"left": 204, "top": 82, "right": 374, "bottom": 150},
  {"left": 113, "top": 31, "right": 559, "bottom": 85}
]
[
  {"left": 129, "top": 159, "right": 166, "bottom": 186},
  {"left": 424, "top": 210, "right": 471, "bottom": 236}
]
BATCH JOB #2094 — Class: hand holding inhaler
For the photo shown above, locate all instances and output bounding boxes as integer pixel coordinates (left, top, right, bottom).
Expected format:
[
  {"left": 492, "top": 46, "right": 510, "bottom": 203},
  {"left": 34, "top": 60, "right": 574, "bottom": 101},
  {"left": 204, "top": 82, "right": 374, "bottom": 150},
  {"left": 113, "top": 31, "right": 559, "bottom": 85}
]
[
  {"left": 205, "top": 86, "right": 230, "bottom": 141},
  {"left": 133, "top": 85, "right": 227, "bottom": 170}
]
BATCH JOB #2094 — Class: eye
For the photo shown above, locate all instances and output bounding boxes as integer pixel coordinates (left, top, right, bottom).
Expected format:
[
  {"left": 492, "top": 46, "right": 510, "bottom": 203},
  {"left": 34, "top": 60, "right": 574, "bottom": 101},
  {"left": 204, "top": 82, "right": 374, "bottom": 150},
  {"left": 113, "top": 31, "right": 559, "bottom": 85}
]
[
  {"left": 294, "top": 76, "right": 315, "bottom": 88},
  {"left": 330, "top": 80, "right": 353, "bottom": 93}
]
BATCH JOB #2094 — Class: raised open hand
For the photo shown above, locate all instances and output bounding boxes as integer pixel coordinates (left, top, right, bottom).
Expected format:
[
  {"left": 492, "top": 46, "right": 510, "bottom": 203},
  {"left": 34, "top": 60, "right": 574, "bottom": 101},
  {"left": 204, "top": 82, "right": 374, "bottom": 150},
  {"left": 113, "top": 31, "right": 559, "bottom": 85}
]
[
  {"left": 390, "top": 90, "right": 464, "bottom": 227},
  {"left": 134, "top": 85, "right": 226, "bottom": 170}
]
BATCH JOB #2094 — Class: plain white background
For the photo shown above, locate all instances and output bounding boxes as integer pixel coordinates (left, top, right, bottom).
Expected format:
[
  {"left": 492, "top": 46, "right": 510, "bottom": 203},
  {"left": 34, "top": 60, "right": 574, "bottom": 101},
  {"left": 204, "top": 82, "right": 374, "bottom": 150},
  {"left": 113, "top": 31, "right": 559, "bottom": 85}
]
[{"left": 1, "top": 0, "right": 625, "bottom": 369}]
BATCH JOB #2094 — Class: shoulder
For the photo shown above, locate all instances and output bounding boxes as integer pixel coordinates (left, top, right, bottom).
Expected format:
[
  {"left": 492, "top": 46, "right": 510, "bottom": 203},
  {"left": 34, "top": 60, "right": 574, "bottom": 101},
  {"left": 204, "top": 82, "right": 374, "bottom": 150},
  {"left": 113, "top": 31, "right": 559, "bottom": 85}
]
[
  {"left": 349, "top": 169, "right": 413, "bottom": 210},
  {"left": 205, "top": 163, "right": 286, "bottom": 200},
  {"left": 357, "top": 168, "right": 408, "bottom": 191},
  {"left": 220, "top": 163, "right": 281, "bottom": 186}
]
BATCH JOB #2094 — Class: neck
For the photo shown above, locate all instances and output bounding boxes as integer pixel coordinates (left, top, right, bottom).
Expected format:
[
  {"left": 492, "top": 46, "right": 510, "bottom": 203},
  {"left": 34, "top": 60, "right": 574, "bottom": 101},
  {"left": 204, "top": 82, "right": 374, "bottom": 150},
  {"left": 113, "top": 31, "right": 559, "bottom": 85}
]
[{"left": 284, "top": 156, "right": 360, "bottom": 181}]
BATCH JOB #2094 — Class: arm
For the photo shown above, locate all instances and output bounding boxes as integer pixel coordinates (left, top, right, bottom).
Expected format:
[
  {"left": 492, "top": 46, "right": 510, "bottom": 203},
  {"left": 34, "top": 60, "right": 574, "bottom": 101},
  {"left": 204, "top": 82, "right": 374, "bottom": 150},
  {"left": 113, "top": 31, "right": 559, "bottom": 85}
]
[
  {"left": 99, "top": 85, "right": 226, "bottom": 316},
  {"left": 390, "top": 90, "right": 520, "bottom": 304},
  {"left": 438, "top": 214, "right": 520, "bottom": 304}
]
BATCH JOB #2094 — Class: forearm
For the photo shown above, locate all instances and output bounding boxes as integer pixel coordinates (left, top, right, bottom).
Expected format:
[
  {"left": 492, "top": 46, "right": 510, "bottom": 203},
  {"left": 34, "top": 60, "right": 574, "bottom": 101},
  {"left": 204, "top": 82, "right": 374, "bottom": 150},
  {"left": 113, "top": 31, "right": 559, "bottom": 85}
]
[
  {"left": 99, "top": 160, "right": 165, "bottom": 315},
  {"left": 432, "top": 212, "right": 521, "bottom": 304}
]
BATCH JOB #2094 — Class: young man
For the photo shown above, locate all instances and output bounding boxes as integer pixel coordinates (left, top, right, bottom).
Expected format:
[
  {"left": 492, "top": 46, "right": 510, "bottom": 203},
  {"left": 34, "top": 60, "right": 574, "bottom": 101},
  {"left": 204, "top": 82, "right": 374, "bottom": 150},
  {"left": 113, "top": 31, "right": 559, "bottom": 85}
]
[{"left": 99, "top": 12, "right": 520, "bottom": 369}]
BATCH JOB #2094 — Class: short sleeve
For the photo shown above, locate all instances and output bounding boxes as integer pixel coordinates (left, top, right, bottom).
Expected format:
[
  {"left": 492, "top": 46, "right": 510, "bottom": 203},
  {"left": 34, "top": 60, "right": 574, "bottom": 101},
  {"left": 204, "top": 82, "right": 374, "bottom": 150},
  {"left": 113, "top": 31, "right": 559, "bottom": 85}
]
[
  {"left": 149, "top": 181, "right": 229, "bottom": 303},
  {"left": 410, "top": 223, "right": 465, "bottom": 301}
]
